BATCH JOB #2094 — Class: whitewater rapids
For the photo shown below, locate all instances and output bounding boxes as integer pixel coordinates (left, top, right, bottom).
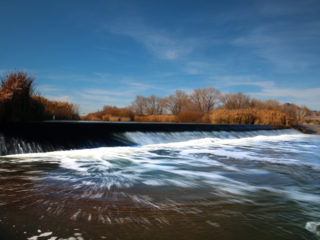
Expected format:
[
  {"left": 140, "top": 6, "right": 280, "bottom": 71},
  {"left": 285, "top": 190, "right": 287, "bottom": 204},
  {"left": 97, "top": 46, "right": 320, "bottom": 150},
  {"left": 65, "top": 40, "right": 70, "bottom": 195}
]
[{"left": 0, "top": 129, "right": 320, "bottom": 239}]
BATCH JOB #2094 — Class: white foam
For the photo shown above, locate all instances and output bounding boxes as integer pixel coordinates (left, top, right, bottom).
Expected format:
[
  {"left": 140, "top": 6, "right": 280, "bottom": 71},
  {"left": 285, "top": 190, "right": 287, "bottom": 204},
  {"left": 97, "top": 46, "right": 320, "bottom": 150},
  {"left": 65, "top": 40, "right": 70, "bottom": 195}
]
[
  {"left": 39, "top": 232, "right": 53, "bottom": 237},
  {"left": 2, "top": 130, "right": 319, "bottom": 199},
  {"left": 305, "top": 221, "right": 320, "bottom": 236},
  {"left": 48, "top": 237, "right": 58, "bottom": 240}
]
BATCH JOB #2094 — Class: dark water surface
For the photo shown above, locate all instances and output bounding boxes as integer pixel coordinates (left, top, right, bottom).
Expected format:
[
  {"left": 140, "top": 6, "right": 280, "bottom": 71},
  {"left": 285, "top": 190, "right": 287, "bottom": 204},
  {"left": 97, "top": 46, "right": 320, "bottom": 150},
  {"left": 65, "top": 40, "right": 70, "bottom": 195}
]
[{"left": 0, "top": 130, "right": 320, "bottom": 240}]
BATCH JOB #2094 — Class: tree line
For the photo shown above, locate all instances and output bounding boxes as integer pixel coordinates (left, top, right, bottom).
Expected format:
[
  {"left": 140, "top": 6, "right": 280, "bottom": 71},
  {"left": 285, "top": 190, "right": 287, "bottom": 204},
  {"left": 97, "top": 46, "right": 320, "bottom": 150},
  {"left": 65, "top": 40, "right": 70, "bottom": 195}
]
[
  {"left": 83, "top": 87, "right": 311, "bottom": 127},
  {"left": 0, "top": 71, "right": 312, "bottom": 126},
  {"left": 129, "top": 88, "right": 309, "bottom": 118}
]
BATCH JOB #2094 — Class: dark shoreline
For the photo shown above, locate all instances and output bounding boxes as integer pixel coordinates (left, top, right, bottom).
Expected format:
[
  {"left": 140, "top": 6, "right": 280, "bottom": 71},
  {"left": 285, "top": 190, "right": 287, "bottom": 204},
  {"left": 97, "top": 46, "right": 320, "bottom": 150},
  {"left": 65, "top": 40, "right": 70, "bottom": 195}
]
[
  {"left": 0, "top": 121, "right": 284, "bottom": 155},
  {"left": 293, "top": 124, "right": 320, "bottom": 134}
]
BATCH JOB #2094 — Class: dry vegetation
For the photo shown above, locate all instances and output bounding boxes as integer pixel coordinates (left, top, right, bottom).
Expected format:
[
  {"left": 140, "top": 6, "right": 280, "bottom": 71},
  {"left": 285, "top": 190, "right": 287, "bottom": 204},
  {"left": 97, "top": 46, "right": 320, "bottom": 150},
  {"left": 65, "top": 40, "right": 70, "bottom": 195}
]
[
  {"left": 84, "top": 87, "right": 312, "bottom": 127},
  {"left": 32, "top": 96, "right": 79, "bottom": 120},
  {"left": 0, "top": 71, "right": 79, "bottom": 122},
  {"left": 1, "top": 71, "right": 315, "bottom": 127},
  {"left": 81, "top": 105, "right": 134, "bottom": 122},
  {"left": 134, "top": 114, "right": 177, "bottom": 122},
  {"left": 210, "top": 109, "right": 295, "bottom": 126}
]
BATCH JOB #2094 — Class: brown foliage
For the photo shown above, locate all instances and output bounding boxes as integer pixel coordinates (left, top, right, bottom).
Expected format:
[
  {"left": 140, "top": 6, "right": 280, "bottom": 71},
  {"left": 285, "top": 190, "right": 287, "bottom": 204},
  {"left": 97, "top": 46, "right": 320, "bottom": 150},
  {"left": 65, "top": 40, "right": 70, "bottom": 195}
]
[
  {"left": 102, "top": 105, "right": 134, "bottom": 119},
  {"left": 32, "top": 96, "right": 79, "bottom": 120},
  {"left": 166, "top": 90, "right": 190, "bottom": 114},
  {"left": 221, "top": 92, "right": 251, "bottom": 110},
  {"left": 1, "top": 71, "right": 34, "bottom": 98},
  {"left": 190, "top": 87, "right": 222, "bottom": 113},
  {"left": 0, "top": 71, "right": 79, "bottom": 122},
  {"left": 134, "top": 113, "right": 210, "bottom": 123},
  {"left": 251, "top": 98, "right": 280, "bottom": 110},
  {"left": 210, "top": 109, "right": 256, "bottom": 125},
  {"left": 177, "top": 111, "right": 205, "bottom": 123},
  {"left": 210, "top": 109, "right": 295, "bottom": 127},
  {"left": 0, "top": 71, "right": 35, "bottom": 121},
  {"left": 134, "top": 114, "right": 177, "bottom": 122},
  {"left": 79, "top": 85, "right": 312, "bottom": 126},
  {"left": 80, "top": 114, "right": 101, "bottom": 121},
  {"left": 81, "top": 105, "right": 134, "bottom": 121},
  {"left": 131, "top": 95, "right": 167, "bottom": 115}
]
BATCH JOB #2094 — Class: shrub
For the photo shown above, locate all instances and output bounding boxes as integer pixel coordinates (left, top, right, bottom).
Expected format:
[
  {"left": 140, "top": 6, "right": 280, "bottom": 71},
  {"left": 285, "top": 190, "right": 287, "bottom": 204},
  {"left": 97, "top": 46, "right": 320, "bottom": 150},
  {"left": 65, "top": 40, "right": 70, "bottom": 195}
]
[
  {"left": 109, "top": 116, "right": 120, "bottom": 121},
  {"left": 102, "top": 114, "right": 110, "bottom": 121},
  {"left": 210, "top": 109, "right": 295, "bottom": 127},
  {"left": 80, "top": 114, "right": 102, "bottom": 121},
  {"left": 32, "top": 96, "right": 79, "bottom": 120},
  {"left": 177, "top": 111, "right": 204, "bottom": 123},
  {"left": 81, "top": 105, "right": 134, "bottom": 122},
  {"left": 0, "top": 71, "right": 35, "bottom": 121},
  {"left": 210, "top": 109, "right": 256, "bottom": 125},
  {"left": 120, "top": 117, "right": 131, "bottom": 122},
  {"left": 0, "top": 71, "right": 79, "bottom": 122},
  {"left": 134, "top": 114, "right": 177, "bottom": 122},
  {"left": 221, "top": 92, "right": 251, "bottom": 109}
]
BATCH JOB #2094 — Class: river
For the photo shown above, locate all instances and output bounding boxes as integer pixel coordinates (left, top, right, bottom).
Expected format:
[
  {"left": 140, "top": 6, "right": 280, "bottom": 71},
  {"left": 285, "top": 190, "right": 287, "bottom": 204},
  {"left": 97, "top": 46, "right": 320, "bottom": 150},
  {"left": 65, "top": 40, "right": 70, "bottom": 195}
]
[{"left": 0, "top": 129, "right": 319, "bottom": 239}]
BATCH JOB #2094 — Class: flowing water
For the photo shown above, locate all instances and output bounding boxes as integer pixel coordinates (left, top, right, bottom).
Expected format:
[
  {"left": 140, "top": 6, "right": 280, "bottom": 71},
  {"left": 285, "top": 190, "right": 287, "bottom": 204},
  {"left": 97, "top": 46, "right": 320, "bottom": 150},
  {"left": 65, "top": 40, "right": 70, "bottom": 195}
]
[{"left": 0, "top": 129, "right": 320, "bottom": 240}]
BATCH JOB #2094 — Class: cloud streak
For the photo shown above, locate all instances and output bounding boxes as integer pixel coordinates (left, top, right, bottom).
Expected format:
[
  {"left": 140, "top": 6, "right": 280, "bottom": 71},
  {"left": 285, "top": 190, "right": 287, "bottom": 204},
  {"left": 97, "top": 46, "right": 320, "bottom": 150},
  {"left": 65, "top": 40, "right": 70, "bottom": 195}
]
[
  {"left": 46, "top": 95, "right": 73, "bottom": 102},
  {"left": 233, "top": 2, "right": 320, "bottom": 72},
  {"left": 106, "top": 18, "right": 197, "bottom": 60}
]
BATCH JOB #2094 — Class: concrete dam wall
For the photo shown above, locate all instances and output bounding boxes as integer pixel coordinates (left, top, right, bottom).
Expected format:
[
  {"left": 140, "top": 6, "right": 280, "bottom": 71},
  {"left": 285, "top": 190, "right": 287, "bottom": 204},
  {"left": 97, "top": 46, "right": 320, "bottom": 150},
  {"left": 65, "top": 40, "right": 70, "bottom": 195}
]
[{"left": 0, "top": 121, "right": 281, "bottom": 155}]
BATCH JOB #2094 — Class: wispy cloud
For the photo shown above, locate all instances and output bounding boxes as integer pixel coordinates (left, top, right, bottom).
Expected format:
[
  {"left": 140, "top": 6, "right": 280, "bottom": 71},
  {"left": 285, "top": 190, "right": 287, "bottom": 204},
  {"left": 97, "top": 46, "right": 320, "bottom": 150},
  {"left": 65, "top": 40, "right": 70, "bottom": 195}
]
[
  {"left": 37, "top": 84, "right": 75, "bottom": 103},
  {"left": 184, "top": 61, "right": 230, "bottom": 76},
  {"left": 233, "top": 0, "right": 320, "bottom": 72},
  {"left": 106, "top": 19, "right": 197, "bottom": 60},
  {"left": 233, "top": 23, "right": 320, "bottom": 71},
  {"left": 42, "top": 73, "right": 92, "bottom": 82},
  {"left": 121, "top": 80, "right": 165, "bottom": 92},
  {"left": 84, "top": 89, "right": 128, "bottom": 97},
  {"left": 93, "top": 72, "right": 110, "bottom": 79},
  {"left": 37, "top": 84, "right": 61, "bottom": 94},
  {"left": 215, "top": 75, "right": 274, "bottom": 88},
  {"left": 46, "top": 95, "right": 73, "bottom": 102},
  {"left": 256, "top": 0, "right": 320, "bottom": 17},
  {"left": 80, "top": 93, "right": 123, "bottom": 103},
  {"left": 79, "top": 90, "right": 133, "bottom": 108}
]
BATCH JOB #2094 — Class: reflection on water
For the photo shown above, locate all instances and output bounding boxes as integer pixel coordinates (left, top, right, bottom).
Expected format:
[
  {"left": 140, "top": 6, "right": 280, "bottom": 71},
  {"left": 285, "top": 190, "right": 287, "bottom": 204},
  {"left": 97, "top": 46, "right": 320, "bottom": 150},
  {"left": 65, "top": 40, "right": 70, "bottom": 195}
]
[{"left": 0, "top": 129, "right": 320, "bottom": 239}]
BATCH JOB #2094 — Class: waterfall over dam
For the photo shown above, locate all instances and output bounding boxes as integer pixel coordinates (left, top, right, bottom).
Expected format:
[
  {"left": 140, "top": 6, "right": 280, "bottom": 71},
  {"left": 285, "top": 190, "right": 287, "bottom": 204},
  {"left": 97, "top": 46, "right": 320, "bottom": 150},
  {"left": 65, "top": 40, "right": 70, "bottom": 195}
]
[{"left": 0, "top": 121, "right": 280, "bottom": 155}]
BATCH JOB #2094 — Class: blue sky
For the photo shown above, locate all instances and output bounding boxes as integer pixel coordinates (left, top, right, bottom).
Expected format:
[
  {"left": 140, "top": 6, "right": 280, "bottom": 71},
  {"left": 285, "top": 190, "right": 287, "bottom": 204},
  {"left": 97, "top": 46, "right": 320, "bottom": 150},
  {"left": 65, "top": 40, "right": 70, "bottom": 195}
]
[{"left": 1, "top": 0, "right": 319, "bottom": 114}]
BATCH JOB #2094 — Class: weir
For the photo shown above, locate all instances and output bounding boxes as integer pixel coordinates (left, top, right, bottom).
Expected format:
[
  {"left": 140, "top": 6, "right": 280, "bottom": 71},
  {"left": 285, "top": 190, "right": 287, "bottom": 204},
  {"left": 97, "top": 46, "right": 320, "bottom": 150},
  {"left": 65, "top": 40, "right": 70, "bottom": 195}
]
[
  {"left": 0, "top": 121, "right": 281, "bottom": 155},
  {"left": 0, "top": 123, "right": 319, "bottom": 239}
]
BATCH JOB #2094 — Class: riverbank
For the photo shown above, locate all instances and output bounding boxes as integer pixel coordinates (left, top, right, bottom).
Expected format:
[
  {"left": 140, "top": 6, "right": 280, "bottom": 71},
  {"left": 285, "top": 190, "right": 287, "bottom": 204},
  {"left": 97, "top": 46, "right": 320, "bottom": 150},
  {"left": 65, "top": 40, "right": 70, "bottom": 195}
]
[{"left": 294, "top": 124, "right": 320, "bottom": 134}]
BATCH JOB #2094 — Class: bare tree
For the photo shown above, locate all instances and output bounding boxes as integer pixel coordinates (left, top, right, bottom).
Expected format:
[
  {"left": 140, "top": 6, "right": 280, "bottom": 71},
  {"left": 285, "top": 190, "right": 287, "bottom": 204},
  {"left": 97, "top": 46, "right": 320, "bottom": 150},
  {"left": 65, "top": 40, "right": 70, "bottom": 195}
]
[
  {"left": 251, "top": 98, "right": 280, "bottom": 110},
  {"left": 264, "top": 100, "right": 280, "bottom": 110},
  {"left": 131, "top": 95, "right": 147, "bottom": 115},
  {"left": 295, "top": 105, "right": 310, "bottom": 120},
  {"left": 159, "top": 97, "right": 168, "bottom": 114},
  {"left": 145, "top": 95, "right": 167, "bottom": 115},
  {"left": 221, "top": 92, "right": 251, "bottom": 109},
  {"left": 145, "top": 95, "right": 157, "bottom": 115},
  {"left": 166, "top": 90, "right": 190, "bottom": 114},
  {"left": 190, "top": 87, "right": 222, "bottom": 113},
  {"left": 132, "top": 95, "right": 167, "bottom": 115},
  {"left": 250, "top": 98, "right": 265, "bottom": 109}
]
